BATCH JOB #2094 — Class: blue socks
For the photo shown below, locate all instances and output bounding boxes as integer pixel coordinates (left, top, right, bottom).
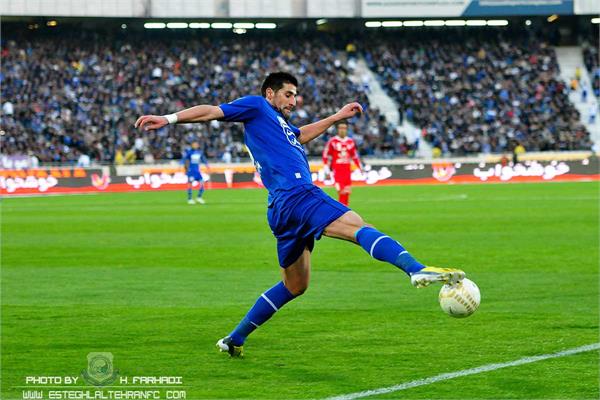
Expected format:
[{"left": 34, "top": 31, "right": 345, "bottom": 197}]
[
  {"left": 229, "top": 281, "right": 296, "bottom": 346},
  {"left": 355, "top": 226, "right": 425, "bottom": 275},
  {"left": 187, "top": 183, "right": 204, "bottom": 200},
  {"left": 228, "top": 228, "right": 423, "bottom": 346}
]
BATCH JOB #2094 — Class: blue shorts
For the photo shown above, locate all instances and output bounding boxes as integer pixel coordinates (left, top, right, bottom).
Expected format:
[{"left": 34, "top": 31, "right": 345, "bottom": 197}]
[
  {"left": 187, "top": 172, "right": 203, "bottom": 183},
  {"left": 267, "top": 184, "right": 350, "bottom": 268}
]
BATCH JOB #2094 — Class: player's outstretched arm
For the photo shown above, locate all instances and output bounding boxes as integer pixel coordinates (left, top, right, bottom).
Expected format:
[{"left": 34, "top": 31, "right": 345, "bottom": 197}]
[
  {"left": 298, "top": 102, "right": 363, "bottom": 144},
  {"left": 135, "top": 105, "right": 224, "bottom": 131}
]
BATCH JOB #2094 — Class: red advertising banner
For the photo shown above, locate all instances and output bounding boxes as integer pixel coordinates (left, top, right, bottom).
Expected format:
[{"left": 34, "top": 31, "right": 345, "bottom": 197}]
[{"left": 2, "top": 158, "right": 598, "bottom": 196}]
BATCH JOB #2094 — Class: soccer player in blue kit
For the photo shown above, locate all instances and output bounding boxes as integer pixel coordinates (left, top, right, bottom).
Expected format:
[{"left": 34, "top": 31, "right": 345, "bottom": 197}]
[
  {"left": 135, "top": 72, "right": 466, "bottom": 357},
  {"left": 183, "top": 141, "right": 210, "bottom": 204}
]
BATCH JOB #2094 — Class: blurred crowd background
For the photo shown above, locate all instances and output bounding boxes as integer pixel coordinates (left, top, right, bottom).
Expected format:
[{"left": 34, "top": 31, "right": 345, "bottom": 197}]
[{"left": 1, "top": 27, "right": 597, "bottom": 166}]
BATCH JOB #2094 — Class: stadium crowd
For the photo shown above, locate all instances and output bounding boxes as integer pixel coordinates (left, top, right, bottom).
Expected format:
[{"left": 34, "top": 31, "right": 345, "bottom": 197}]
[
  {"left": 0, "top": 29, "right": 594, "bottom": 165},
  {"left": 1, "top": 32, "right": 398, "bottom": 165},
  {"left": 365, "top": 32, "right": 592, "bottom": 154}
]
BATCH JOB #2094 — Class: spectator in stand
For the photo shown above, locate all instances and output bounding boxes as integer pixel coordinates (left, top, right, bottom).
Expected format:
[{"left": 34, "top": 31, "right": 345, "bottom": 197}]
[
  {"left": 583, "top": 41, "right": 600, "bottom": 98},
  {"left": 512, "top": 142, "right": 526, "bottom": 164}
]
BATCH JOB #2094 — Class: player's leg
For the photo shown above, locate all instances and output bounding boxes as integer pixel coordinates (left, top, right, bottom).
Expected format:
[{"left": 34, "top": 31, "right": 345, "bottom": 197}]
[
  {"left": 196, "top": 179, "right": 205, "bottom": 204},
  {"left": 324, "top": 211, "right": 464, "bottom": 287},
  {"left": 217, "top": 248, "right": 310, "bottom": 357},
  {"left": 339, "top": 186, "right": 350, "bottom": 206},
  {"left": 334, "top": 182, "right": 343, "bottom": 205},
  {"left": 334, "top": 168, "right": 351, "bottom": 206},
  {"left": 187, "top": 177, "right": 194, "bottom": 204},
  {"left": 281, "top": 247, "right": 311, "bottom": 296}
]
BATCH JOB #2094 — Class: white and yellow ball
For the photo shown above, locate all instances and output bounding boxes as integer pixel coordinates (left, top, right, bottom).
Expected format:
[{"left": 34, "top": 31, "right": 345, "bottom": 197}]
[{"left": 439, "top": 278, "right": 480, "bottom": 318}]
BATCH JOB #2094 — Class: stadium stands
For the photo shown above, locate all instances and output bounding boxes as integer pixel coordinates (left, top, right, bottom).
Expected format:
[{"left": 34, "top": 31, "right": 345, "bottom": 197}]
[
  {"left": 1, "top": 32, "right": 388, "bottom": 164},
  {"left": 0, "top": 28, "right": 594, "bottom": 164},
  {"left": 365, "top": 31, "right": 592, "bottom": 154}
]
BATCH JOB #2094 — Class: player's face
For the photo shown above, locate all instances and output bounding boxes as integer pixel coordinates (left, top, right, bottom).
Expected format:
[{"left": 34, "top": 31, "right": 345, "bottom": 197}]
[
  {"left": 192, "top": 142, "right": 199, "bottom": 149},
  {"left": 268, "top": 83, "right": 297, "bottom": 118},
  {"left": 337, "top": 124, "right": 348, "bottom": 138}
]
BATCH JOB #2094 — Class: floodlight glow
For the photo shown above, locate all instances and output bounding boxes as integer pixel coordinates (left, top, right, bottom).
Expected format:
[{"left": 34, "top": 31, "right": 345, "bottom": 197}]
[
  {"left": 233, "top": 22, "right": 254, "bottom": 29},
  {"left": 466, "top": 20, "right": 486, "bottom": 26},
  {"left": 189, "top": 22, "right": 210, "bottom": 29},
  {"left": 167, "top": 22, "right": 188, "bottom": 29},
  {"left": 144, "top": 22, "right": 166, "bottom": 29},
  {"left": 255, "top": 23, "right": 277, "bottom": 29},
  {"left": 211, "top": 22, "right": 233, "bottom": 29},
  {"left": 365, "top": 21, "right": 382, "bottom": 28},
  {"left": 316, "top": 19, "right": 327, "bottom": 25},
  {"left": 547, "top": 14, "right": 558, "bottom": 22},
  {"left": 445, "top": 20, "right": 466, "bottom": 26},
  {"left": 382, "top": 21, "right": 403, "bottom": 27},
  {"left": 487, "top": 19, "right": 509, "bottom": 26},
  {"left": 424, "top": 20, "right": 445, "bottom": 26},
  {"left": 233, "top": 28, "right": 247, "bottom": 34},
  {"left": 592, "top": 18, "right": 600, "bottom": 24},
  {"left": 403, "top": 20, "right": 424, "bottom": 27}
]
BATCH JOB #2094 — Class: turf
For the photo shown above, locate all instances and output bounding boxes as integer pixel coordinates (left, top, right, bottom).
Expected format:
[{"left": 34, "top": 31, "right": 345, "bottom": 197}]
[{"left": 2, "top": 182, "right": 599, "bottom": 399}]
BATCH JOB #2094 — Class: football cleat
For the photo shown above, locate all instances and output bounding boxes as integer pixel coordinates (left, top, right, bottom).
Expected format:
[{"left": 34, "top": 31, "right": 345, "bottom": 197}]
[
  {"left": 410, "top": 266, "right": 465, "bottom": 288},
  {"left": 196, "top": 197, "right": 206, "bottom": 204},
  {"left": 216, "top": 336, "right": 243, "bottom": 358}
]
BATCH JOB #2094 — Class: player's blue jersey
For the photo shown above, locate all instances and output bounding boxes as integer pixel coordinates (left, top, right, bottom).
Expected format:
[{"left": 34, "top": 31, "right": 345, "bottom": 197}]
[
  {"left": 219, "top": 96, "right": 311, "bottom": 201},
  {"left": 183, "top": 148, "right": 207, "bottom": 175}
]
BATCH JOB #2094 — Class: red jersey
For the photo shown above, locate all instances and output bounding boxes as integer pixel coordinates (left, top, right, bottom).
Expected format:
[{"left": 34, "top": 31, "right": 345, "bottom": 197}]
[{"left": 322, "top": 136, "right": 361, "bottom": 170}]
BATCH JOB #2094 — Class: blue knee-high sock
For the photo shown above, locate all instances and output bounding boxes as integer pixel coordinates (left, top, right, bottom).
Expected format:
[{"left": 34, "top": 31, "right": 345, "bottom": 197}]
[
  {"left": 187, "top": 187, "right": 192, "bottom": 200},
  {"left": 355, "top": 226, "right": 425, "bottom": 275},
  {"left": 229, "top": 281, "right": 296, "bottom": 346},
  {"left": 197, "top": 182, "right": 204, "bottom": 198}
]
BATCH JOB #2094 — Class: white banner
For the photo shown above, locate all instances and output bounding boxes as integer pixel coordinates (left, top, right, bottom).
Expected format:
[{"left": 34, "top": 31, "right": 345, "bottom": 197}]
[
  {"left": 574, "top": 0, "right": 600, "bottom": 14},
  {"left": 307, "top": 0, "right": 357, "bottom": 17},
  {"left": 361, "top": 0, "right": 574, "bottom": 17},
  {"left": 361, "top": 0, "right": 470, "bottom": 17},
  {"left": 229, "top": 0, "right": 297, "bottom": 17}
]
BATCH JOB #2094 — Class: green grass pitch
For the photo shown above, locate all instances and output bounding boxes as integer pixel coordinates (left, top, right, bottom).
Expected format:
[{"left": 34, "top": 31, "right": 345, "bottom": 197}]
[{"left": 2, "top": 182, "right": 599, "bottom": 399}]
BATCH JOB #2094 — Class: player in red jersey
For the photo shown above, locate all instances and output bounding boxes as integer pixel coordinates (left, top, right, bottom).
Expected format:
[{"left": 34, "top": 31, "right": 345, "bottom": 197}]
[{"left": 322, "top": 121, "right": 363, "bottom": 206}]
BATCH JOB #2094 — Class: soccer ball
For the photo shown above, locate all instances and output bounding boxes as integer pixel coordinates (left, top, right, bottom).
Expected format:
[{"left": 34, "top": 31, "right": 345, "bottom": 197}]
[{"left": 439, "top": 278, "right": 480, "bottom": 318}]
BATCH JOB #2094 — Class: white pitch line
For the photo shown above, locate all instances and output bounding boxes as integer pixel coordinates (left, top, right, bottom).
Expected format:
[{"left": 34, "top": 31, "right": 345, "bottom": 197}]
[{"left": 325, "top": 342, "right": 600, "bottom": 400}]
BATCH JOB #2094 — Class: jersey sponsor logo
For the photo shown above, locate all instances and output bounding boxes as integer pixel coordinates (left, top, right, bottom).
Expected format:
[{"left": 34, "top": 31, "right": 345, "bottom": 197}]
[
  {"left": 277, "top": 116, "right": 302, "bottom": 149},
  {"left": 190, "top": 153, "right": 202, "bottom": 164}
]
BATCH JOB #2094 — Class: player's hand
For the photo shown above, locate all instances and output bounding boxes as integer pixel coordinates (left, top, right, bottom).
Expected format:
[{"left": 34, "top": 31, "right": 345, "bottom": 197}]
[
  {"left": 335, "top": 102, "right": 363, "bottom": 120},
  {"left": 135, "top": 115, "right": 168, "bottom": 131}
]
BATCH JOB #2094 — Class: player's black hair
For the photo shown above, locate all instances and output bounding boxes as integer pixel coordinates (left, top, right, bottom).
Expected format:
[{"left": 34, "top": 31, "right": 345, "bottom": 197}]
[
  {"left": 335, "top": 120, "right": 349, "bottom": 127},
  {"left": 261, "top": 72, "right": 298, "bottom": 97}
]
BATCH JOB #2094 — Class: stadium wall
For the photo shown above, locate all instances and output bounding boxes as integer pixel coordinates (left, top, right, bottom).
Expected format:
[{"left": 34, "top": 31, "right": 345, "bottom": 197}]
[
  {"left": 3, "top": 0, "right": 597, "bottom": 17},
  {"left": 2, "top": 156, "right": 598, "bottom": 196}
]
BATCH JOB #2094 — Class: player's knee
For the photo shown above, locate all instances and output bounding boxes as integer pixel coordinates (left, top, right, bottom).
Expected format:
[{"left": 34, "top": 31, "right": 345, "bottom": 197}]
[
  {"left": 287, "top": 282, "right": 308, "bottom": 296},
  {"left": 293, "top": 285, "right": 308, "bottom": 296},
  {"left": 346, "top": 210, "right": 366, "bottom": 227}
]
